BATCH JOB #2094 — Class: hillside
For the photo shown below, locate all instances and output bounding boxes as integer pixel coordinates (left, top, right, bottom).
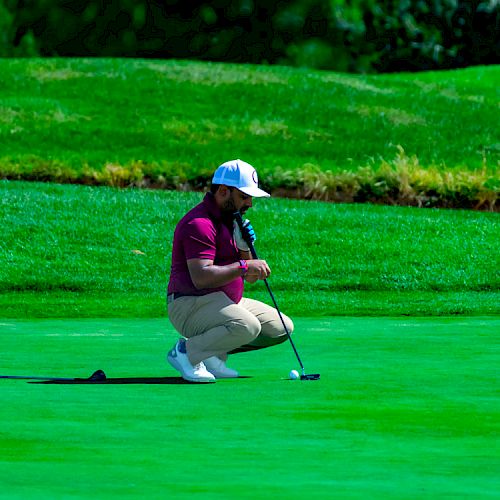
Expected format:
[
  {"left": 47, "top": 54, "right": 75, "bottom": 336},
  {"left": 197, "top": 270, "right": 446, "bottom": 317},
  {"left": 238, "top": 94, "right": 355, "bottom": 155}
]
[{"left": 0, "top": 58, "right": 498, "bottom": 208}]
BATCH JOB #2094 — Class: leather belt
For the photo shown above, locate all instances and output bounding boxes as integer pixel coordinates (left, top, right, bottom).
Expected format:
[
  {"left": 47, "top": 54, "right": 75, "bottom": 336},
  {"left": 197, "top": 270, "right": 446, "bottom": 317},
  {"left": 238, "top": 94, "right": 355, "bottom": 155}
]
[{"left": 167, "top": 292, "right": 191, "bottom": 304}]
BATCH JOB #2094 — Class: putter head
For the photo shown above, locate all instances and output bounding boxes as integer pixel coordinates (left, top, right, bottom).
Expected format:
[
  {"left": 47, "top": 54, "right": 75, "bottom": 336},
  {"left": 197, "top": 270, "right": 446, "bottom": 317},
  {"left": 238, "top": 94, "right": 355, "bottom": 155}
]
[{"left": 301, "top": 373, "right": 320, "bottom": 381}]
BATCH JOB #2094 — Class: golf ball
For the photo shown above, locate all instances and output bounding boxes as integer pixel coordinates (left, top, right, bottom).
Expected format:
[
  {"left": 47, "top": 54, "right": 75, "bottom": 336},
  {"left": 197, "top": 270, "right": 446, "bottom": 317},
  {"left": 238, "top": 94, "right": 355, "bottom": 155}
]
[{"left": 289, "top": 369, "right": 299, "bottom": 380}]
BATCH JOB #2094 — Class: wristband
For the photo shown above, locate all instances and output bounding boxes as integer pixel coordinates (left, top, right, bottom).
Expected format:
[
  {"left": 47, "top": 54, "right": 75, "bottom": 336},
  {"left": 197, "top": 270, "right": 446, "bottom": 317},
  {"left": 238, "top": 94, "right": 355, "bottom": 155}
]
[{"left": 238, "top": 259, "right": 249, "bottom": 276}]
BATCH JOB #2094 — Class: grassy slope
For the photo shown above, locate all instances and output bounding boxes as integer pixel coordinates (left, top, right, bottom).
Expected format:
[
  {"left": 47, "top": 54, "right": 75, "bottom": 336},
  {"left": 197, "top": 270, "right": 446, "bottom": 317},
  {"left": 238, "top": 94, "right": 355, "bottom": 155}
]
[
  {"left": 0, "top": 58, "right": 498, "bottom": 178},
  {"left": 0, "top": 181, "right": 498, "bottom": 318}
]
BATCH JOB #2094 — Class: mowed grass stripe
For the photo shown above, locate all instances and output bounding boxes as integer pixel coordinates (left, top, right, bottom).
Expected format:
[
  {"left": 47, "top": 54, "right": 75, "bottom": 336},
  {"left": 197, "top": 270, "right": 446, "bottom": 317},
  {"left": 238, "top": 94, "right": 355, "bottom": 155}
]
[{"left": 0, "top": 317, "right": 498, "bottom": 498}]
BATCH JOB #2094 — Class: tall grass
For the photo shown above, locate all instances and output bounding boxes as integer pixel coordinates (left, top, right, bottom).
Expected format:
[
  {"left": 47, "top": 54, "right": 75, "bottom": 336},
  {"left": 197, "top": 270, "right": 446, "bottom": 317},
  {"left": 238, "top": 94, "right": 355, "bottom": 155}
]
[
  {"left": 1, "top": 147, "right": 497, "bottom": 210},
  {"left": 267, "top": 147, "right": 499, "bottom": 210}
]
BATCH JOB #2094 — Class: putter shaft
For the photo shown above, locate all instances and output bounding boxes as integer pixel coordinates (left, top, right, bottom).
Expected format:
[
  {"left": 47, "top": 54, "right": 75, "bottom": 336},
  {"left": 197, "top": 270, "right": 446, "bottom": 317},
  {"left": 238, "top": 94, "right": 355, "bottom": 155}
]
[{"left": 234, "top": 212, "right": 318, "bottom": 379}]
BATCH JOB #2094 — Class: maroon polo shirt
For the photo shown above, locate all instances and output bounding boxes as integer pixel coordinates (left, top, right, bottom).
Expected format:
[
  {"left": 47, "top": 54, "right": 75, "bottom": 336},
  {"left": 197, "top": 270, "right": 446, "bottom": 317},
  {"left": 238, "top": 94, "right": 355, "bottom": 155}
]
[{"left": 167, "top": 193, "right": 243, "bottom": 303}]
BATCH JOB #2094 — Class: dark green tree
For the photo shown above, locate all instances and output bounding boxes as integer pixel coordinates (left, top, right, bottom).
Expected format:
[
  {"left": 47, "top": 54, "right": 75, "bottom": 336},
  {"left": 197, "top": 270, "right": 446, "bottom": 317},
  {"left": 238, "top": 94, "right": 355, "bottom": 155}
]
[{"left": 1, "top": 0, "right": 498, "bottom": 73}]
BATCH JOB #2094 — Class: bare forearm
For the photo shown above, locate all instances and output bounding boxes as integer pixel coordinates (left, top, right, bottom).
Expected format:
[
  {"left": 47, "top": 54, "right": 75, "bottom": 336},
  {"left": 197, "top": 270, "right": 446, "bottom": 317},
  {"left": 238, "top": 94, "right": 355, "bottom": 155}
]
[
  {"left": 187, "top": 258, "right": 270, "bottom": 289},
  {"left": 189, "top": 261, "right": 243, "bottom": 289},
  {"left": 191, "top": 250, "right": 258, "bottom": 289}
]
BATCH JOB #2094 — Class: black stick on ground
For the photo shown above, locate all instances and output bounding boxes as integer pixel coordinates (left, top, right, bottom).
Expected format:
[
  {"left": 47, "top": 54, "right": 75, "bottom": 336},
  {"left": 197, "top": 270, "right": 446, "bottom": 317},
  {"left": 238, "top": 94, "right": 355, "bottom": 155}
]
[{"left": 234, "top": 212, "right": 320, "bottom": 381}]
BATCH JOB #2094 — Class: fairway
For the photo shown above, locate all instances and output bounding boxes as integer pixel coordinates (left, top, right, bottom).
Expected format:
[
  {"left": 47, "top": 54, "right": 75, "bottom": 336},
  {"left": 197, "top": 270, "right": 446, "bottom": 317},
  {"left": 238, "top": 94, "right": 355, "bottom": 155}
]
[{"left": 1, "top": 317, "right": 498, "bottom": 498}]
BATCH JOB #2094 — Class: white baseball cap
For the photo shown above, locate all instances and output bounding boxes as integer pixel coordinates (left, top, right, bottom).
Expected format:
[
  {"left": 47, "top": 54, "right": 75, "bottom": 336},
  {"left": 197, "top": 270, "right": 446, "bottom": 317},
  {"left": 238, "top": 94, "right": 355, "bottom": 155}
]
[{"left": 212, "top": 159, "right": 270, "bottom": 198}]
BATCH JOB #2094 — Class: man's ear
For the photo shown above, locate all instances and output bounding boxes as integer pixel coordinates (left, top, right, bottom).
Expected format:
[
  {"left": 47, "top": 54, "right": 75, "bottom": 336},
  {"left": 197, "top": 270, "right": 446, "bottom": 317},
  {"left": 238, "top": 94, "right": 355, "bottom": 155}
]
[{"left": 217, "top": 185, "right": 230, "bottom": 198}]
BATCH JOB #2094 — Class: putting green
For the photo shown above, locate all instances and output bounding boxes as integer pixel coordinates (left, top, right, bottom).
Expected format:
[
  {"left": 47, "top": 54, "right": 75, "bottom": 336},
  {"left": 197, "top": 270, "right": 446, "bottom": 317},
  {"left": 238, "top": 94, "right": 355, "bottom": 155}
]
[{"left": 1, "top": 317, "right": 498, "bottom": 498}]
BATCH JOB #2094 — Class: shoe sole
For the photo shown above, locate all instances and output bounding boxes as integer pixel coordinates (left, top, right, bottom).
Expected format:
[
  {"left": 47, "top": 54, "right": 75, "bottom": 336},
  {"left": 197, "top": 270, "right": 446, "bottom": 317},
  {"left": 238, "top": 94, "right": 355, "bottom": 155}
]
[
  {"left": 207, "top": 371, "right": 239, "bottom": 379},
  {"left": 167, "top": 353, "right": 215, "bottom": 383}
]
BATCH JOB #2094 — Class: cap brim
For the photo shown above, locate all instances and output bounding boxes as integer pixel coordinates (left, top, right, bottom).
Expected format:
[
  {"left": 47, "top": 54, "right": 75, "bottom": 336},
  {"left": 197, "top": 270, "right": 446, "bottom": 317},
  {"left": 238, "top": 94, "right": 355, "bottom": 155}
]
[{"left": 239, "top": 186, "right": 271, "bottom": 198}]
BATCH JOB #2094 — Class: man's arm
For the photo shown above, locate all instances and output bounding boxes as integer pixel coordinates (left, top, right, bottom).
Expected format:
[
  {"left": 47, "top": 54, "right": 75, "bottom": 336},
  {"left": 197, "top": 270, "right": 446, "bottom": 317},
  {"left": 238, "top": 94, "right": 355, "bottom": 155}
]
[
  {"left": 238, "top": 250, "right": 259, "bottom": 284},
  {"left": 187, "top": 258, "right": 270, "bottom": 289}
]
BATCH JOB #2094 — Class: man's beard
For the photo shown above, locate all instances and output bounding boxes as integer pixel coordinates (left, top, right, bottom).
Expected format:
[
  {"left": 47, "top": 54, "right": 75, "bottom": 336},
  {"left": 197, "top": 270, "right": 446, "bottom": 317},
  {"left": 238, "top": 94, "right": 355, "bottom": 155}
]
[
  {"left": 221, "top": 197, "right": 236, "bottom": 214},
  {"left": 220, "top": 193, "right": 247, "bottom": 224}
]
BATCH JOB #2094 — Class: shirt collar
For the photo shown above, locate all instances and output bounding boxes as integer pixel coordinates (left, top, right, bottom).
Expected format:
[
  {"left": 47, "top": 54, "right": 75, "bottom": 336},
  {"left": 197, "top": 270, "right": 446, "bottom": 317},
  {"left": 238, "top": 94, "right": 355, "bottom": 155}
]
[{"left": 203, "top": 192, "right": 222, "bottom": 220}]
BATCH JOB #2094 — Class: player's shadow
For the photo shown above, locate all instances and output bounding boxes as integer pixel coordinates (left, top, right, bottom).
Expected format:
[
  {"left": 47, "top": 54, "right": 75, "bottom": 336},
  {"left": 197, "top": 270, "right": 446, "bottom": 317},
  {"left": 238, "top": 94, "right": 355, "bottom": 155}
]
[{"left": 32, "top": 376, "right": 252, "bottom": 385}]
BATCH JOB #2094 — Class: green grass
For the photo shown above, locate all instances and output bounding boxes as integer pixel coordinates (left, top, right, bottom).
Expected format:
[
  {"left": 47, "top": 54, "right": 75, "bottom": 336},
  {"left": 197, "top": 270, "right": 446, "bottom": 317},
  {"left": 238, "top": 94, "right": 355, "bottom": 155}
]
[
  {"left": 1, "top": 180, "right": 498, "bottom": 318},
  {"left": 1, "top": 58, "right": 498, "bottom": 499},
  {"left": 1, "top": 317, "right": 498, "bottom": 498},
  {"left": 0, "top": 59, "right": 499, "bottom": 208}
]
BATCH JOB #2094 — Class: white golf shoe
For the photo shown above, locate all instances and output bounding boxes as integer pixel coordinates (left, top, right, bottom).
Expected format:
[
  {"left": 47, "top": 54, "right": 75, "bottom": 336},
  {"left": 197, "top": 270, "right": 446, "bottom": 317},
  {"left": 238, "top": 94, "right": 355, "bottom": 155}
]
[
  {"left": 167, "top": 340, "right": 215, "bottom": 383},
  {"left": 203, "top": 356, "right": 239, "bottom": 378}
]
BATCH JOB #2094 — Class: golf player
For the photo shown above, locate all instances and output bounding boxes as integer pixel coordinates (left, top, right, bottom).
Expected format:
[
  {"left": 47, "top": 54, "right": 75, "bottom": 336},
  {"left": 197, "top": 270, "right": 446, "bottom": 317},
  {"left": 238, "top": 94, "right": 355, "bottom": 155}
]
[{"left": 166, "top": 159, "right": 294, "bottom": 382}]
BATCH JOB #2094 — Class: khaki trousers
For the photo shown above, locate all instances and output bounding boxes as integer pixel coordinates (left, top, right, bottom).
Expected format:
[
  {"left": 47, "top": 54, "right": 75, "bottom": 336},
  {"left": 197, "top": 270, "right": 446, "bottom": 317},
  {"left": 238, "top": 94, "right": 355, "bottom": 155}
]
[{"left": 167, "top": 291, "right": 294, "bottom": 365}]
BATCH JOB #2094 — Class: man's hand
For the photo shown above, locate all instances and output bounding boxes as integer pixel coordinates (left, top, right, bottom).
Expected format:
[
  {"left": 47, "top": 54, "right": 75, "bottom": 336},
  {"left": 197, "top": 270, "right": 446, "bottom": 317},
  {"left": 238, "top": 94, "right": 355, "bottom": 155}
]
[
  {"left": 233, "top": 219, "right": 256, "bottom": 252},
  {"left": 187, "top": 258, "right": 270, "bottom": 289},
  {"left": 246, "top": 259, "right": 270, "bottom": 280}
]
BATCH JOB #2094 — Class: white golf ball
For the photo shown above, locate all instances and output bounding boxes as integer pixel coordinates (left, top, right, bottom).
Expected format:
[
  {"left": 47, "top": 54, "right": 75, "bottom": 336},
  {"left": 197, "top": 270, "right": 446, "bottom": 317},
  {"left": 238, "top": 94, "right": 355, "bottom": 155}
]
[{"left": 289, "top": 369, "right": 299, "bottom": 380}]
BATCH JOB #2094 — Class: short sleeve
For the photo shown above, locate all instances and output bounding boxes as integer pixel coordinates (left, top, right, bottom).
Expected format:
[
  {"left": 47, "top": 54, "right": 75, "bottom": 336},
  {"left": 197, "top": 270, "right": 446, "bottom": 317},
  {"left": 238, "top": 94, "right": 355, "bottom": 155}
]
[{"left": 183, "top": 218, "right": 217, "bottom": 260}]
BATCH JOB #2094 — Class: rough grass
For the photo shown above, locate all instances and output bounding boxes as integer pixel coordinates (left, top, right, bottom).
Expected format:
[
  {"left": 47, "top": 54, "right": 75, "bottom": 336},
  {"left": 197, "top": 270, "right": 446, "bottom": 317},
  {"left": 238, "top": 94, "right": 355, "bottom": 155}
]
[
  {"left": 0, "top": 58, "right": 498, "bottom": 210},
  {"left": 1, "top": 181, "right": 498, "bottom": 318}
]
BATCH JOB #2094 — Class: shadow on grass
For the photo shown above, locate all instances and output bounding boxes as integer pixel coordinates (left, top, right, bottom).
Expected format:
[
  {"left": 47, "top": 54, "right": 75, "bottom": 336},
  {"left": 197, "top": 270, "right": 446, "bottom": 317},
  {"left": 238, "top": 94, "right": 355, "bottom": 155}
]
[{"left": 30, "top": 376, "right": 252, "bottom": 385}]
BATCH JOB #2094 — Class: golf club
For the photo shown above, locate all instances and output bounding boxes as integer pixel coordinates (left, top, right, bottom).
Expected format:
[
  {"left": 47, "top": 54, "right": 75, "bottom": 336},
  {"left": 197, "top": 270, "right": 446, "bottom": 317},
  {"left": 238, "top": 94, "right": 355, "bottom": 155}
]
[
  {"left": 234, "top": 212, "right": 320, "bottom": 381},
  {"left": 0, "top": 369, "right": 107, "bottom": 382}
]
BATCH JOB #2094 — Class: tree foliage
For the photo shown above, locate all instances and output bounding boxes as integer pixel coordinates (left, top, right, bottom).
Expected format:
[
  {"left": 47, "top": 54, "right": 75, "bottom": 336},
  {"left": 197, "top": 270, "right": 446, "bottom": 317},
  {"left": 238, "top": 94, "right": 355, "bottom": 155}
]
[{"left": 1, "top": 0, "right": 499, "bottom": 72}]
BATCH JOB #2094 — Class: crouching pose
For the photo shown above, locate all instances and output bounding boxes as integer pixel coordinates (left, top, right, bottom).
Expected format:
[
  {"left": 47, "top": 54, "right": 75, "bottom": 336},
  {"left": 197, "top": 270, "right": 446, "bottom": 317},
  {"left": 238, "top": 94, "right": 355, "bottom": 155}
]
[{"left": 166, "top": 159, "right": 293, "bottom": 382}]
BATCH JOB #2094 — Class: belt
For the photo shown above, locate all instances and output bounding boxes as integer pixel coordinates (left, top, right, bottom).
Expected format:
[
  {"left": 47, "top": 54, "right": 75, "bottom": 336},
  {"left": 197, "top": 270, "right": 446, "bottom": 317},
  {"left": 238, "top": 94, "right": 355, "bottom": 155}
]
[{"left": 167, "top": 292, "right": 192, "bottom": 304}]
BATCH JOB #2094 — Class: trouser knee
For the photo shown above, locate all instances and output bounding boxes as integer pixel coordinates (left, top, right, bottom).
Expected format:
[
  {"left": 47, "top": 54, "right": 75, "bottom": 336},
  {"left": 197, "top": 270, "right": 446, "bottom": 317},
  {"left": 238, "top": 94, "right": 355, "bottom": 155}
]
[
  {"left": 227, "top": 316, "right": 261, "bottom": 344},
  {"left": 266, "top": 314, "right": 294, "bottom": 338},
  {"left": 282, "top": 316, "right": 294, "bottom": 336}
]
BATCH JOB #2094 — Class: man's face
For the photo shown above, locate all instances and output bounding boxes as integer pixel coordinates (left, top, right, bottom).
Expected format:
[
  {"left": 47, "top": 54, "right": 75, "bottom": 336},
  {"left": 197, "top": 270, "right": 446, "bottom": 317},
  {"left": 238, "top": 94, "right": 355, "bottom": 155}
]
[{"left": 220, "top": 187, "right": 253, "bottom": 215}]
